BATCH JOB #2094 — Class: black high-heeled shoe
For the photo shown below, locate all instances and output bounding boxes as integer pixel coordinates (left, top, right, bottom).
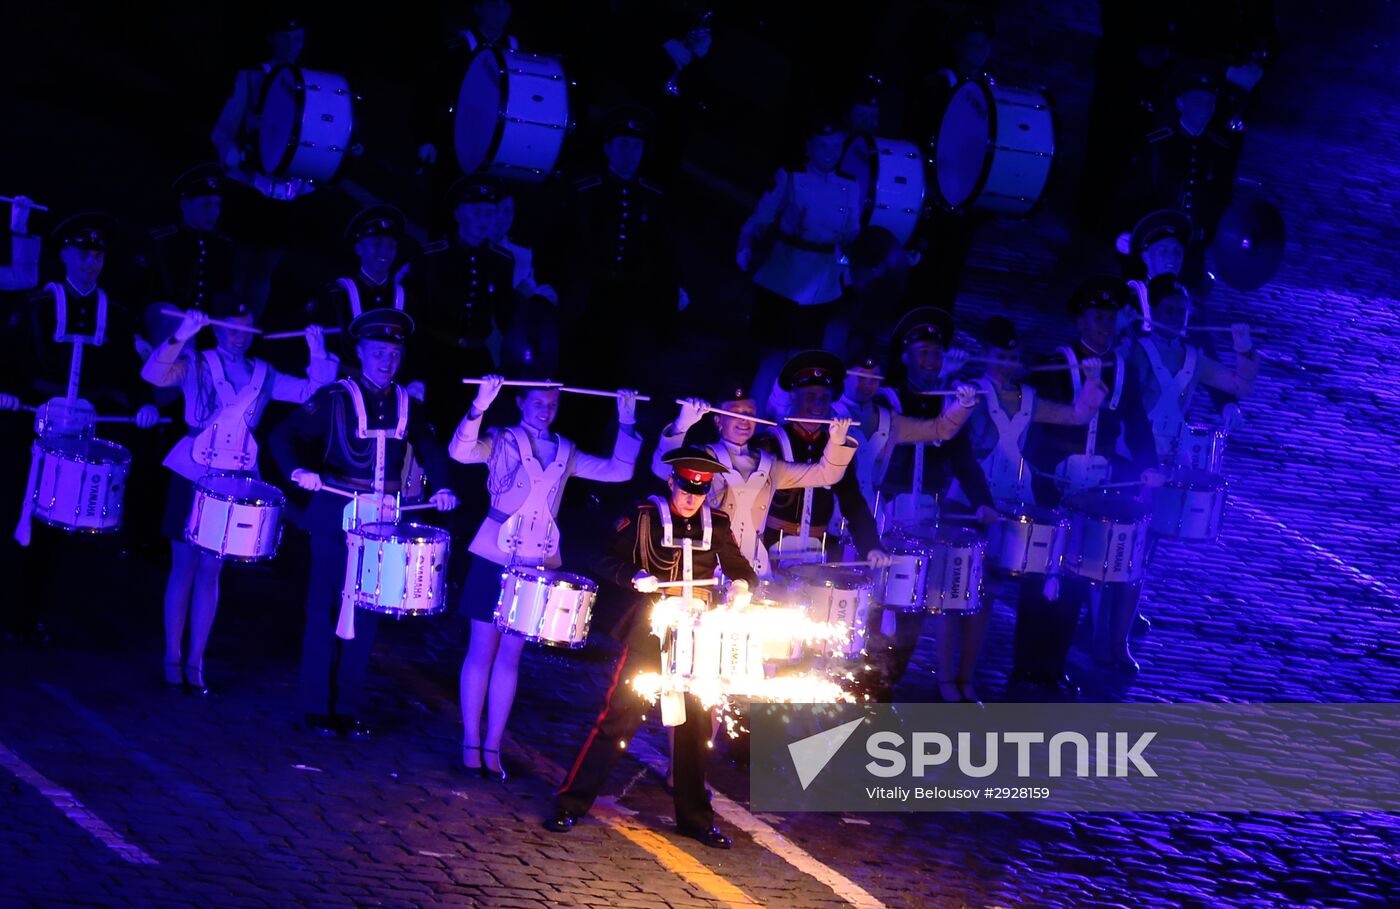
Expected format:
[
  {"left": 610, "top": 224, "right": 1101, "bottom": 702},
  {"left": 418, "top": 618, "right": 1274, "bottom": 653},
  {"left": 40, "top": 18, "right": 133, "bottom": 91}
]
[
  {"left": 481, "top": 748, "right": 508, "bottom": 783},
  {"left": 163, "top": 661, "right": 185, "bottom": 690},
  {"left": 456, "top": 744, "right": 484, "bottom": 775},
  {"left": 183, "top": 663, "right": 211, "bottom": 697}
]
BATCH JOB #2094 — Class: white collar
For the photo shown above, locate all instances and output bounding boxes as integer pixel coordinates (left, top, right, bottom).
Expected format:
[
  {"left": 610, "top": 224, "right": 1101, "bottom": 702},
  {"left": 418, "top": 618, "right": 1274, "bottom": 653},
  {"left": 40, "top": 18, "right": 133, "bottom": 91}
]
[
  {"left": 359, "top": 267, "right": 390, "bottom": 287},
  {"left": 65, "top": 277, "right": 98, "bottom": 297}
]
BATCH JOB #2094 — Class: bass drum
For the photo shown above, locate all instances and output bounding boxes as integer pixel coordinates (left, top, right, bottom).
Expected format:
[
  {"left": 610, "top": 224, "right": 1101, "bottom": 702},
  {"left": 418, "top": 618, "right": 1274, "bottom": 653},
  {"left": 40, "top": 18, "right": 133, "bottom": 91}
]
[
  {"left": 933, "top": 79, "right": 1054, "bottom": 216},
  {"left": 455, "top": 48, "right": 569, "bottom": 182},
  {"left": 258, "top": 65, "right": 355, "bottom": 182}
]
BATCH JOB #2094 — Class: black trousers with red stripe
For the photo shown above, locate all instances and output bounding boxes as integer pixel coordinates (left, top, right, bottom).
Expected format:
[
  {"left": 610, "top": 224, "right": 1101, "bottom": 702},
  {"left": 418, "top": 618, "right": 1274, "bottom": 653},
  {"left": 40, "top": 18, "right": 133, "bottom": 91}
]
[{"left": 555, "top": 621, "right": 715, "bottom": 831}]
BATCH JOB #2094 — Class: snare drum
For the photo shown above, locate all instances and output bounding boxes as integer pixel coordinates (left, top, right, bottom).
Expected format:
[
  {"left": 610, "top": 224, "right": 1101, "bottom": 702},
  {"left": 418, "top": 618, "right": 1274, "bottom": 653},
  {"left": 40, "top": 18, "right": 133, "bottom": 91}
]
[
  {"left": 32, "top": 437, "right": 131, "bottom": 532},
  {"left": 1062, "top": 489, "right": 1152, "bottom": 584},
  {"left": 455, "top": 48, "right": 569, "bottom": 181},
  {"left": 666, "top": 608, "right": 766, "bottom": 688},
  {"left": 495, "top": 566, "right": 597, "bottom": 648},
  {"left": 987, "top": 503, "right": 1069, "bottom": 576},
  {"left": 934, "top": 79, "right": 1055, "bottom": 215},
  {"left": 874, "top": 533, "right": 930, "bottom": 612},
  {"left": 923, "top": 527, "right": 987, "bottom": 615},
  {"left": 1151, "top": 468, "right": 1227, "bottom": 541},
  {"left": 258, "top": 65, "right": 354, "bottom": 182},
  {"left": 785, "top": 564, "right": 874, "bottom": 659},
  {"left": 866, "top": 137, "right": 925, "bottom": 244},
  {"left": 185, "top": 474, "right": 285, "bottom": 561},
  {"left": 342, "top": 522, "right": 450, "bottom": 617},
  {"left": 1175, "top": 424, "right": 1227, "bottom": 472}
]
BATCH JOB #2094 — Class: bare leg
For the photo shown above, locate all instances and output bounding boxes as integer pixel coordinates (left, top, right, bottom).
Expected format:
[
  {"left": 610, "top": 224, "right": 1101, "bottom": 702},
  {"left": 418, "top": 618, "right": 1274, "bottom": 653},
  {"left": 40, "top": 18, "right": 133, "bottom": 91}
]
[
  {"left": 482, "top": 632, "right": 527, "bottom": 773},
  {"left": 460, "top": 620, "right": 501, "bottom": 767},
  {"left": 936, "top": 613, "right": 963, "bottom": 702},
  {"left": 183, "top": 552, "right": 225, "bottom": 687},
  {"left": 957, "top": 609, "right": 991, "bottom": 702},
  {"left": 163, "top": 542, "right": 199, "bottom": 682}
]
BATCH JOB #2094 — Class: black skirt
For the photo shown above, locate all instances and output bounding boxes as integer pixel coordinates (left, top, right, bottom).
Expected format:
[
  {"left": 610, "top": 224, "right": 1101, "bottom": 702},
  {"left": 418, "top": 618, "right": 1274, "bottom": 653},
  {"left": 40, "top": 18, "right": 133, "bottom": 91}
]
[
  {"left": 458, "top": 553, "right": 508, "bottom": 623},
  {"left": 160, "top": 473, "right": 199, "bottom": 542}
]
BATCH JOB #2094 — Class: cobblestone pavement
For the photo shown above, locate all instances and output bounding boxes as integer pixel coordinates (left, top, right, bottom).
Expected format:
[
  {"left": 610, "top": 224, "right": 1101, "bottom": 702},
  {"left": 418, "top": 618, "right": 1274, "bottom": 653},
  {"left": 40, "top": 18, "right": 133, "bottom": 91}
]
[{"left": 3, "top": 1, "right": 1399, "bottom": 907}]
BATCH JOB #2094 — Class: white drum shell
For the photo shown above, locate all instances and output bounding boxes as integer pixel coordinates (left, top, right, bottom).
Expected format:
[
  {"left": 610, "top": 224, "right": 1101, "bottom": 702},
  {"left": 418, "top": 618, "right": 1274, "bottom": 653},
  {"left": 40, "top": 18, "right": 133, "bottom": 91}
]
[
  {"left": 874, "top": 537, "right": 930, "bottom": 612},
  {"left": 786, "top": 565, "right": 875, "bottom": 660},
  {"left": 935, "top": 80, "right": 1054, "bottom": 216},
  {"left": 987, "top": 505, "right": 1069, "bottom": 576},
  {"left": 1062, "top": 494, "right": 1152, "bottom": 583},
  {"left": 186, "top": 475, "right": 285, "bottom": 561},
  {"left": 867, "top": 137, "right": 926, "bottom": 244},
  {"left": 1176, "top": 425, "right": 1228, "bottom": 472},
  {"left": 495, "top": 567, "right": 597, "bottom": 648},
  {"left": 923, "top": 528, "right": 987, "bottom": 614},
  {"left": 344, "top": 522, "right": 450, "bottom": 617},
  {"left": 33, "top": 438, "right": 130, "bottom": 532},
  {"left": 455, "top": 49, "right": 568, "bottom": 182},
  {"left": 1151, "top": 471, "right": 1227, "bottom": 541}
]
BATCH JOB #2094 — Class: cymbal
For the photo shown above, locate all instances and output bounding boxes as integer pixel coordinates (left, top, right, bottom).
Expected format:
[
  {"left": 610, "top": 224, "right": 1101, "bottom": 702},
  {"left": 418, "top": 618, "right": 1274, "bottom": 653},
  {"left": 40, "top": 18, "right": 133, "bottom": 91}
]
[{"left": 1211, "top": 197, "right": 1285, "bottom": 291}]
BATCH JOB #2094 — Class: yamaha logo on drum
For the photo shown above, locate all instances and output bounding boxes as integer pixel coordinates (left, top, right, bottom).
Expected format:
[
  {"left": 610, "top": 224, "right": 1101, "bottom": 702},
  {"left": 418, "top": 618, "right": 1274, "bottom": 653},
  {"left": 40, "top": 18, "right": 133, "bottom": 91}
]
[
  {"left": 950, "top": 556, "right": 964, "bottom": 598},
  {"left": 84, "top": 473, "right": 103, "bottom": 518},
  {"left": 1112, "top": 531, "right": 1129, "bottom": 575}
]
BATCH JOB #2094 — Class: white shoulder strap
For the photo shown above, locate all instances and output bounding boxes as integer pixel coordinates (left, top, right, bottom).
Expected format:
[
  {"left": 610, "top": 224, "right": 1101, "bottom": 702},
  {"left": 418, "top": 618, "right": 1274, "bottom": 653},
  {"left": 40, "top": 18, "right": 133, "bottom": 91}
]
[{"left": 336, "top": 277, "right": 363, "bottom": 318}]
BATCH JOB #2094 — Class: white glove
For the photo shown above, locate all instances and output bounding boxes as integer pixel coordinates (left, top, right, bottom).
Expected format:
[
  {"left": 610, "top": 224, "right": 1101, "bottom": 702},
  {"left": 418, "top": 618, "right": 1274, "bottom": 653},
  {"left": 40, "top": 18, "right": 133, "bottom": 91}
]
[
  {"left": 677, "top": 287, "right": 690, "bottom": 312},
  {"left": 954, "top": 383, "right": 978, "bottom": 409},
  {"left": 1222, "top": 403, "right": 1246, "bottom": 434},
  {"left": 617, "top": 390, "right": 639, "bottom": 426},
  {"left": 663, "top": 38, "right": 694, "bottom": 69},
  {"left": 0, "top": 393, "right": 20, "bottom": 411},
  {"left": 632, "top": 572, "right": 660, "bottom": 593},
  {"left": 675, "top": 397, "right": 709, "bottom": 433},
  {"left": 174, "top": 309, "right": 209, "bottom": 342},
  {"left": 472, "top": 375, "right": 505, "bottom": 414},
  {"left": 727, "top": 578, "right": 751, "bottom": 607},
  {"left": 735, "top": 247, "right": 752, "bottom": 272},
  {"left": 430, "top": 489, "right": 458, "bottom": 511},
  {"left": 304, "top": 324, "right": 327, "bottom": 359},
  {"left": 9, "top": 195, "right": 33, "bottom": 235},
  {"left": 418, "top": 143, "right": 438, "bottom": 165},
  {"left": 406, "top": 380, "right": 426, "bottom": 402},
  {"left": 828, "top": 416, "right": 853, "bottom": 448},
  {"left": 866, "top": 549, "right": 893, "bottom": 569},
  {"left": 291, "top": 469, "right": 323, "bottom": 491},
  {"left": 684, "top": 28, "right": 712, "bottom": 58},
  {"left": 1042, "top": 576, "right": 1060, "bottom": 602},
  {"left": 1231, "top": 323, "right": 1253, "bottom": 354},
  {"left": 134, "top": 405, "right": 161, "bottom": 430},
  {"left": 938, "top": 347, "right": 970, "bottom": 380},
  {"left": 221, "top": 146, "right": 244, "bottom": 169}
]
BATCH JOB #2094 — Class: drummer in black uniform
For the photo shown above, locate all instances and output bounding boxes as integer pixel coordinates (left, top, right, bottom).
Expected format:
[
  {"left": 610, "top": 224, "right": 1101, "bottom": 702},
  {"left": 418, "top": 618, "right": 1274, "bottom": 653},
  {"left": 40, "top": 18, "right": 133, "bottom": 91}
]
[
  {"left": 139, "top": 164, "right": 234, "bottom": 332},
  {"left": 548, "top": 448, "right": 757, "bottom": 849},
  {"left": 414, "top": 176, "right": 516, "bottom": 428},
  {"left": 758, "top": 350, "right": 887, "bottom": 566},
  {"left": 1018, "top": 278, "right": 1162, "bottom": 694},
  {"left": 310, "top": 205, "right": 415, "bottom": 368},
  {"left": 556, "top": 107, "right": 681, "bottom": 389},
  {"left": 269, "top": 309, "right": 457, "bottom": 737}
]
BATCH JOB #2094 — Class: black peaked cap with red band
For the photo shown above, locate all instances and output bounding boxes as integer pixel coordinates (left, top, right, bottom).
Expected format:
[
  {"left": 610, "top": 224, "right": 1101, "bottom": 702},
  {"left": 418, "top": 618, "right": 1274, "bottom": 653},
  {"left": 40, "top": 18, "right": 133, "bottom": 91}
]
[{"left": 662, "top": 447, "right": 726, "bottom": 494}]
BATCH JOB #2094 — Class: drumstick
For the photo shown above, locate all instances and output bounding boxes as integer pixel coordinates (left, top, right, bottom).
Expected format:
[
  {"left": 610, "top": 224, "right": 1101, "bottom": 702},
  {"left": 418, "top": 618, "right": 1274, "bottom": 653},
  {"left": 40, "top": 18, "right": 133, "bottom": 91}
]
[
  {"left": 821, "top": 560, "right": 874, "bottom": 568},
  {"left": 680, "top": 401, "right": 779, "bottom": 426},
  {"left": 0, "top": 195, "right": 48, "bottom": 212},
  {"left": 784, "top": 416, "right": 842, "bottom": 425},
  {"left": 263, "top": 327, "right": 343, "bottom": 340},
  {"left": 319, "top": 485, "right": 363, "bottom": 499},
  {"left": 561, "top": 386, "right": 653, "bottom": 402},
  {"left": 159, "top": 307, "right": 264, "bottom": 334},
  {"left": 1086, "top": 480, "right": 1145, "bottom": 490},
  {"left": 399, "top": 502, "right": 441, "bottom": 512},
  {"left": 460, "top": 378, "right": 563, "bottom": 388},
  {"left": 916, "top": 388, "right": 988, "bottom": 396},
  {"left": 653, "top": 578, "right": 720, "bottom": 589},
  {"left": 94, "top": 416, "right": 173, "bottom": 424},
  {"left": 1180, "top": 325, "right": 1269, "bottom": 335}
]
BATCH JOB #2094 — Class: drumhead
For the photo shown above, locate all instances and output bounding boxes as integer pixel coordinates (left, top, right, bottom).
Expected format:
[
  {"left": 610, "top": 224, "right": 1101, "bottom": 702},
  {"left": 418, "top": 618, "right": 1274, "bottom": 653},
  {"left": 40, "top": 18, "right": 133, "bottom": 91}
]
[
  {"left": 258, "top": 66, "right": 301, "bottom": 175},
  {"left": 785, "top": 564, "right": 871, "bottom": 588},
  {"left": 42, "top": 437, "right": 132, "bottom": 465},
  {"left": 996, "top": 502, "right": 1067, "bottom": 525},
  {"left": 1063, "top": 488, "right": 1153, "bottom": 522},
  {"left": 935, "top": 81, "right": 993, "bottom": 208},
  {"left": 195, "top": 473, "right": 286, "bottom": 506},
  {"left": 455, "top": 50, "right": 505, "bottom": 174},
  {"left": 355, "top": 521, "right": 451, "bottom": 543}
]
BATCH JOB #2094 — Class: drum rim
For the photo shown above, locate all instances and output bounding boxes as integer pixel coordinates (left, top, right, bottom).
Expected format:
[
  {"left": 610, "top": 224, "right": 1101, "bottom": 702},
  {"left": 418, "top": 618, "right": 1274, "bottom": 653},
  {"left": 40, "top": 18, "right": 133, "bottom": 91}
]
[
  {"left": 193, "top": 472, "right": 288, "bottom": 507},
  {"left": 455, "top": 47, "right": 513, "bottom": 176},
  {"left": 494, "top": 620, "right": 589, "bottom": 649},
  {"left": 502, "top": 565, "right": 599, "bottom": 593},
  {"left": 356, "top": 600, "right": 448, "bottom": 617},
  {"left": 353, "top": 520, "right": 451, "bottom": 543},
  {"left": 40, "top": 437, "right": 133, "bottom": 465},
  {"left": 256, "top": 63, "right": 307, "bottom": 177}
]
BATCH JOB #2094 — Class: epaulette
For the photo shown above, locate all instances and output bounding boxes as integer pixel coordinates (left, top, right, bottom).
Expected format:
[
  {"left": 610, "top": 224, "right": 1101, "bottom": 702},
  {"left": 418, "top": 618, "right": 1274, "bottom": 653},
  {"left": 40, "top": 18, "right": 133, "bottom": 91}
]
[
  {"left": 148, "top": 225, "right": 178, "bottom": 240},
  {"left": 1145, "top": 127, "right": 1174, "bottom": 144},
  {"left": 574, "top": 175, "right": 603, "bottom": 191},
  {"left": 637, "top": 178, "right": 664, "bottom": 195},
  {"left": 421, "top": 240, "right": 450, "bottom": 255},
  {"left": 710, "top": 508, "right": 732, "bottom": 522}
]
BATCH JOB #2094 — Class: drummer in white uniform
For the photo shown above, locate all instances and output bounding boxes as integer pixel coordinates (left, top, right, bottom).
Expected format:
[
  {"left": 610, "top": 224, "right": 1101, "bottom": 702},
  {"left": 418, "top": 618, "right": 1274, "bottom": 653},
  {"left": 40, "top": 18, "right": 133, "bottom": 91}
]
[
  {"left": 142, "top": 298, "right": 338, "bottom": 695},
  {"left": 1125, "top": 274, "right": 1257, "bottom": 461},
  {"left": 652, "top": 380, "right": 855, "bottom": 578},
  {"left": 737, "top": 117, "right": 861, "bottom": 414},
  {"left": 448, "top": 375, "right": 642, "bottom": 781}
]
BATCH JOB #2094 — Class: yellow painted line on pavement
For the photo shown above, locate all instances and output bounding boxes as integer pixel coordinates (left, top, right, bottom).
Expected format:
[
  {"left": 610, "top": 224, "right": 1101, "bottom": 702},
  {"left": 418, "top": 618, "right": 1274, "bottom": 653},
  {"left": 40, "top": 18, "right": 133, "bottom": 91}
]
[{"left": 604, "top": 817, "right": 764, "bottom": 908}]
